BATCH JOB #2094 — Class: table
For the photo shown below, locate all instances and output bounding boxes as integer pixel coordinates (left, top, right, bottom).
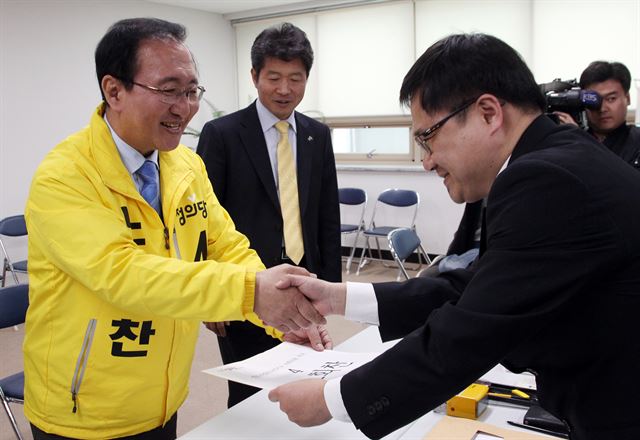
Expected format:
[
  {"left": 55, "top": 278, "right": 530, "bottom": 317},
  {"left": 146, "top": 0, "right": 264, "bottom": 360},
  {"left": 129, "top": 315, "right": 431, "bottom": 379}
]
[{"left": 179, "top": 326, "right": 552, "bottom": 439}]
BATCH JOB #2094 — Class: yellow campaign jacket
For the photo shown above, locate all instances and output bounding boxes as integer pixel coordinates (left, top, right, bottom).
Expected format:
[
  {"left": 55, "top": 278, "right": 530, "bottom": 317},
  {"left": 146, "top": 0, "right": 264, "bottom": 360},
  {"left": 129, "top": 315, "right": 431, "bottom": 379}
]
[{"left": 23, "top": 104, "right": 279, "bottom": 438}]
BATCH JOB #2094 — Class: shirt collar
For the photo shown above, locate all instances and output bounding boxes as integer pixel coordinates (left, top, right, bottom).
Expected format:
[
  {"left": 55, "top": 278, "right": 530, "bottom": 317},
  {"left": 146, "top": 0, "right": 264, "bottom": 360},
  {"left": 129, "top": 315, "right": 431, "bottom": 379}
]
[
  {"left": 104, "top": 113, "right": 159, "bottom": 175},
  {"left": 255, "top": 99, "right": 297, "bottom": 134}
]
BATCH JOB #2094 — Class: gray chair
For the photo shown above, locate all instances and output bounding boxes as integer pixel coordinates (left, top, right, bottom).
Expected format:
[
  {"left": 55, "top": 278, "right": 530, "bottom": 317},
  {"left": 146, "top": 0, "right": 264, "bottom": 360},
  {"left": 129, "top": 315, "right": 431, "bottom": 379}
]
[
  {"left": 0, "top": 215, "right": 28, "bottom": 286},
  {"left": 387, "top": 228, "right": 431, "bottom": 280},
  {"left": 356, "top": 189, "right": 421, "bottom": 275},
  {"left": 339, "top": 188, "right": 367, "bottom": 274},
  {"left": 0, "top": 283, "right": 29, "bottom": 440}
]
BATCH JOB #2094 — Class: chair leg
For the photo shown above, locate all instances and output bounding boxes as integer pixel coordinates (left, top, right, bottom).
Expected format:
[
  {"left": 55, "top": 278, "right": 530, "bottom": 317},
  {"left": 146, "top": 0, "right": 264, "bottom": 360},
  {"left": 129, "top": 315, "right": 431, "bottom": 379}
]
[
  {"left": 1, "top": 259, "right": 6, "bottom": 287},
  {"left": 345, "top": 231, "right": 362, "bottom": 274},
  {"left": 356, "top": 236, "right": 371, "bottom": 275},
  {"left": 0, "top": 388, "right": 24, "bottom": 440},
  {"left": 419, "top": 244, "right": 432, "bottom": 265}
]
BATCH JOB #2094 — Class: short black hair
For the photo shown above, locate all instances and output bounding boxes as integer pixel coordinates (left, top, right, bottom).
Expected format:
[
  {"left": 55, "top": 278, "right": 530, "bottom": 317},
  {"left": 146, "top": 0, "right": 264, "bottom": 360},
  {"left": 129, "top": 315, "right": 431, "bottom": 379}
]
[
  {"left": 251, "top": 22, "right": 313, "bottom": 77},
  {"left": 579, "top": 61, "right": 631, "bottom": 93},
  {"left": 95, "top": 17, "right": 187, "bottom": 101},
  {"left": 400, "top": 33, "right": 545, "bottom": 115}
]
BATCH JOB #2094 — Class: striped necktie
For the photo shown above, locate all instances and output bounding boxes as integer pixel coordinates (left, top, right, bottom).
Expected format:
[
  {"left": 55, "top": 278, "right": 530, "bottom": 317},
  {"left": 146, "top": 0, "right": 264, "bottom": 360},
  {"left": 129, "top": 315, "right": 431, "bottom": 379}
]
[
  {"left": 275, "top": 121, "right": 304, "bottom": 264},
  {"left": 136, "top": 160, "right": 161, "bottom": 215}
]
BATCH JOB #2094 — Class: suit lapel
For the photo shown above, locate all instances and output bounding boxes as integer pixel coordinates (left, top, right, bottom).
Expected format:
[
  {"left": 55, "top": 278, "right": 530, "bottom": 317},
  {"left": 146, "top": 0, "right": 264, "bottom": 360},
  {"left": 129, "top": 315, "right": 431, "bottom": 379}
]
[
  {"left": 295, "top": 112, "right": 312, "bottom": 216},
  {"left": 239, "top": 103, "right": 280, "bottom": 210}
]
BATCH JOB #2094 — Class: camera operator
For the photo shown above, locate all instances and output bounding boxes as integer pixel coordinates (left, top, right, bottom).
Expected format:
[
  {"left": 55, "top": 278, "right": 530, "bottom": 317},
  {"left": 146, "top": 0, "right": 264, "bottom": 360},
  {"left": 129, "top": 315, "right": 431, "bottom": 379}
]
[{"left": 555, "top": 61, "right": 640, "bottom": 169}]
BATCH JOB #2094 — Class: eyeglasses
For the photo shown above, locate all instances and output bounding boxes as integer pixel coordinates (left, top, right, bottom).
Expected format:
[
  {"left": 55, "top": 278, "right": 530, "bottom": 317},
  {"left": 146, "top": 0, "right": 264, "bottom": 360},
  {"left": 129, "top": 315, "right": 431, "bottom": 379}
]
[
  {"left": 131, "top": 81, "right": 206, "bottom": 105},
  {"left": 414, "top": 98, "right": 477, "bottom": 155}
]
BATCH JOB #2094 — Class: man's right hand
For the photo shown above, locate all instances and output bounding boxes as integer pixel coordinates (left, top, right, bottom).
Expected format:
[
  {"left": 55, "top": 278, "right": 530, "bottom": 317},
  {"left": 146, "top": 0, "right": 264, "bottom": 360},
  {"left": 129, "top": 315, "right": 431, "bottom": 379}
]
[
  {"left": 275, "top": 275, "right": 347, "bottom": 317},
  {"left": 553, "top": 111, "right": 578, "bottom": 126},
  {"left": 254, "top": 264, "right": 326, "bottom": 333}
]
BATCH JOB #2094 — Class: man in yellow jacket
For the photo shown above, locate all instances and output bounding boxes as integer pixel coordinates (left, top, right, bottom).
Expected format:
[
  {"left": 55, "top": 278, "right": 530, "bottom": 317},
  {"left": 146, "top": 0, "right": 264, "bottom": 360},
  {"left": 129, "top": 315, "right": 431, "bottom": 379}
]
[{"left": 23, "top": 17, "right": 328, "bottom": 440}]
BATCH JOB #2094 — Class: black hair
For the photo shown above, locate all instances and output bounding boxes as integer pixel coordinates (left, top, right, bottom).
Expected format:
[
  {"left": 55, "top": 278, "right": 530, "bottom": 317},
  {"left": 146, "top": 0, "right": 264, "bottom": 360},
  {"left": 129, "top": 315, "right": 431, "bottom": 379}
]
[
  {"left": 400, "top": 33, "right": 545, "bottom": 115},
  {"left": 95, "top": 17, "right": 187, "bottom": 101},
  {"left": 579, "top": 61, "right": 631, "bottom": 93},
  {"left": 251, "top": 22, "right": 313, "bottom": 77}
]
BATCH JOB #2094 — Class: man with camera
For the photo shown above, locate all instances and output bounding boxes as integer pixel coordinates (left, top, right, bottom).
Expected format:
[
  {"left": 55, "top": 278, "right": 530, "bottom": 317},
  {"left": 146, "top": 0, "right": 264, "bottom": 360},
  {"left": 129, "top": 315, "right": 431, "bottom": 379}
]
[{"left": 555, "top": 61, "right": 640, "bottom": 170}]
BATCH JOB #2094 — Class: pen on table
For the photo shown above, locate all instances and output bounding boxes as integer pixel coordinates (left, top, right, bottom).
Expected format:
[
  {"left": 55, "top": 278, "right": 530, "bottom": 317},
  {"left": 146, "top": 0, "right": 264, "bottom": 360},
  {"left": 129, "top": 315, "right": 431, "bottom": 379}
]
[
  {"left": 511, "top": 388, "right": 530, "bottom": 399},
  {"left": 488, "top": 392, "right": 512, "bottom": 398},
  {"left": 507, "top": 421, "right": 569, "bottom": 439}
]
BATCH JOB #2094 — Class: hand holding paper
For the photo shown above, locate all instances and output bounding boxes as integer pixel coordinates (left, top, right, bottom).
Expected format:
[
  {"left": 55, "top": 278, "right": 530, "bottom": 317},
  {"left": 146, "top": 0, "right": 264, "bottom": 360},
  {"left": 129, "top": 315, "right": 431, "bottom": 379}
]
[
  {"left": 254, "top": 264, "right": 326, "bottom": 332},
  {"left": 268, "top": 379, "right": 332, "bottom": 427}
]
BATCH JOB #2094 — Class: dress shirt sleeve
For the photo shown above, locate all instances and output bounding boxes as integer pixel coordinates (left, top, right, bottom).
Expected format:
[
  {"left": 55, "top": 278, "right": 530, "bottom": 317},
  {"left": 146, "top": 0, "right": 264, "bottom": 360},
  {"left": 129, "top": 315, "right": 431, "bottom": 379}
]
[
  {"left": 345, "top": 282, "right": 380, "bottom": 325},
  {"left": 324, "top": 281, "right": 379, "bottom": 422},
  {"left": 324, "top": 378, "right": 352, "bottom": 422}
]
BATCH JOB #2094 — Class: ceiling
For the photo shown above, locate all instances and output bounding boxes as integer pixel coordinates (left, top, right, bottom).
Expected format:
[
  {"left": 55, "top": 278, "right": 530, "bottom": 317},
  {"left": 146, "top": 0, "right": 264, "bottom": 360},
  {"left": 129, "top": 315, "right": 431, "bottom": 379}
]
[{"left": 146, "top": 0, "right": 319, "bottom": 15}]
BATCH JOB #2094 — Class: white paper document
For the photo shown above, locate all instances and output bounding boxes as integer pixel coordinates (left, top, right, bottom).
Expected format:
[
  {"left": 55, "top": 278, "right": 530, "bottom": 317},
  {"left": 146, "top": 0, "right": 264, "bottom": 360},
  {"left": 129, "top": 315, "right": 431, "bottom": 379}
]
[{"left": 203, "top": 342, "right": 380, "bottom": 389}]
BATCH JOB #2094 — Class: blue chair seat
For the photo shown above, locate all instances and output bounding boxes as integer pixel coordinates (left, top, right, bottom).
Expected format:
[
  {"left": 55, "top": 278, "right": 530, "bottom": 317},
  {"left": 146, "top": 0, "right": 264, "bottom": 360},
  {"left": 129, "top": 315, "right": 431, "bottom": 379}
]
[
  {"left": 12, "top": 261, "right": 27, "bottom": 272},
  {"left": 340, "top": 224, "right": 360, "bottom": 233},
  {"left": 363, "top": 226, "right": 397, "bottom": 237},
  {"left": 0, "top": 372, "right": 24, "bottom": 400}
]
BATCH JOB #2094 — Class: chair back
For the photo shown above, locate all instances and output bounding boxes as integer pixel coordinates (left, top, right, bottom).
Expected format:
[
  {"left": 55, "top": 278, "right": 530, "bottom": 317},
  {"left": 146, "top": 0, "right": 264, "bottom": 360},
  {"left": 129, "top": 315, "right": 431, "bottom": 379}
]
[
  {"left": 388, "top": 228, "right": 421, "bottom": 261},
  {"left": 0, "top": 284, "right": 29, "bottom": 329},
  {"left": 378, "top": 189, "right": 418, "bottom": 207},
  {"left": 388, "top": 228, "right": 425, "bottom": 280},
  {"left": 0, "top": 215, "right": 29, "bottom": 286},
  {"left": 0, "top": 216, "right": 27, "bottom": 237},
  {"left": 368, "top": 188, "right": 420, "bottom": 230},
  {"left": 339, "top": 188, "right": 367, "bottom": 206}
]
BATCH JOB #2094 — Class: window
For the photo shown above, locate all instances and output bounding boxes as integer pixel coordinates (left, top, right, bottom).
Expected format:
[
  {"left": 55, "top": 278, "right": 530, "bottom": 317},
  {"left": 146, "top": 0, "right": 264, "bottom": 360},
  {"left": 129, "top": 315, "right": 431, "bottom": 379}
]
[{"left": 326, "top": 115, "right": 420, "bottom": 163}]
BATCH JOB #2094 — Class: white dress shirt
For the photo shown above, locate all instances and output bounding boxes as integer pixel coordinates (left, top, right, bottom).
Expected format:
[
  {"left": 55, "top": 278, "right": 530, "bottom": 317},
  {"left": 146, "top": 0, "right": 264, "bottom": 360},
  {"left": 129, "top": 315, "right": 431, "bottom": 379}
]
[
  {"left": 255, "top": 99, "right": 297, "bottom": 194},
  {"left": 104, "top": 114, "right": 159, "bottom": 194}
]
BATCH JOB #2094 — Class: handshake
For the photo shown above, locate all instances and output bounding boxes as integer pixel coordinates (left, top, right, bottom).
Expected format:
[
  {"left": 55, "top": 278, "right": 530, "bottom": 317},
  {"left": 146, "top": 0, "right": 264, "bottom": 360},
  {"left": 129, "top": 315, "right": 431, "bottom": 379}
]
[{"left": 206, "top": 264, "right": 346, "bottom": 348}]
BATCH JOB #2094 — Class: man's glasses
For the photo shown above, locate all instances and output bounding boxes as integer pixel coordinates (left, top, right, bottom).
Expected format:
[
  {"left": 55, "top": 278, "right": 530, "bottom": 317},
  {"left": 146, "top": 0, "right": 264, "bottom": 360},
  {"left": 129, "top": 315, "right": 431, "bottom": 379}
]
[
  {"left": 131, "top": 81, "right": 206, "bottom": 105},
  {"left": 414, "top": 98, "right": 477, "bottom": 155}
]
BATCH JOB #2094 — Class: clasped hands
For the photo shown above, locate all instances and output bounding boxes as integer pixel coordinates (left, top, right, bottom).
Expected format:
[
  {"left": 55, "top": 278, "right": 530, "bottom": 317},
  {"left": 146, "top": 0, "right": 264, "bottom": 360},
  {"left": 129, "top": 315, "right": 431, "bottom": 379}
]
[{"left": 205, "top": 264, "right": 345, "bottom": 348}]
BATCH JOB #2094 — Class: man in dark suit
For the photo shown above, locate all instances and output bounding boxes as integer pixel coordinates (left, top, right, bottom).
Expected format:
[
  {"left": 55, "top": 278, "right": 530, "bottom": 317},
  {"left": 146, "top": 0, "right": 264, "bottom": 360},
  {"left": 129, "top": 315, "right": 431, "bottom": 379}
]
[
  {"left": 196, "top": 22, "right": 341, "bottom": 407},
  {"left": 269, "top": 33, "right": 640, "bottom": 439}
]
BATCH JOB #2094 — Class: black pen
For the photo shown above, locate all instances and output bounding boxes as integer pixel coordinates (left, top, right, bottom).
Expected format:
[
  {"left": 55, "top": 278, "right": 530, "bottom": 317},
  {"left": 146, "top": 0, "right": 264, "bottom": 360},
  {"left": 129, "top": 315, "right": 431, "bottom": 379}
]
[{"left": 507, "top": 420, "right": 569, "bottom": 439}]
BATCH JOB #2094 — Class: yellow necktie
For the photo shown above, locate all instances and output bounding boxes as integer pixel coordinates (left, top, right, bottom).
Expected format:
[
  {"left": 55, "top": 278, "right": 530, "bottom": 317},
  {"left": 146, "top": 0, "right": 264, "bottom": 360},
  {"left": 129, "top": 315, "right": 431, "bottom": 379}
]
[{"left": 275, "top": 121, "right": 304, "bottom": 264}]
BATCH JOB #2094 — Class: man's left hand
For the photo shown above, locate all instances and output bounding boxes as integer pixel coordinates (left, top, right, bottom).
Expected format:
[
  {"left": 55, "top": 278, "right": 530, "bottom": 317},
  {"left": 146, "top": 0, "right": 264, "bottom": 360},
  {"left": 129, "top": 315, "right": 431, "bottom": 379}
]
[
  {"left": 268, "top": 379, "right": 332, "bottom": 427},
  {"left": 284, "top": 325, "right": 333, "bottom": 351}
]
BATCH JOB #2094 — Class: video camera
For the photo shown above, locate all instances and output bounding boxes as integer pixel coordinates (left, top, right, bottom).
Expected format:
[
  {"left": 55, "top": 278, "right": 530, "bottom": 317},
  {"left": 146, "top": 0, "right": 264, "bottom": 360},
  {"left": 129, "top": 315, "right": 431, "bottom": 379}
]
[{"left": 540, "top": 79, "right": 602, "bottom": 129}]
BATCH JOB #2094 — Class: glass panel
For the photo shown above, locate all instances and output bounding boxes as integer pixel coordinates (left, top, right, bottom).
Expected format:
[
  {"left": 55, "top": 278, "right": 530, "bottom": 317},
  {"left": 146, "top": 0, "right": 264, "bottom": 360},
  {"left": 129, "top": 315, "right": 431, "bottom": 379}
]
[{"left": 332, "top": 127, "right": 411, "bottom": 155}]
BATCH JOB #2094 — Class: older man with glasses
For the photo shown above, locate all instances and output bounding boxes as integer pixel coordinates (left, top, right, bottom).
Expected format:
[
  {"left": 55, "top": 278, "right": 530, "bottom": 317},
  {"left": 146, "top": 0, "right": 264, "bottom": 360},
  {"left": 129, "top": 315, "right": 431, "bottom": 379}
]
[{"left": 23, "top": 17, "right": 328, "bottom": 440}]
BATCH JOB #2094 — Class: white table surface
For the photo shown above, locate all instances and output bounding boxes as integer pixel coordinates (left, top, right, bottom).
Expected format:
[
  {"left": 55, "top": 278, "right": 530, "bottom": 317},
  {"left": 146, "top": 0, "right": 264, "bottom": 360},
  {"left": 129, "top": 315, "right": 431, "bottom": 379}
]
[{"left": 180, "top": 326, "right": 552, "bottom": 439}]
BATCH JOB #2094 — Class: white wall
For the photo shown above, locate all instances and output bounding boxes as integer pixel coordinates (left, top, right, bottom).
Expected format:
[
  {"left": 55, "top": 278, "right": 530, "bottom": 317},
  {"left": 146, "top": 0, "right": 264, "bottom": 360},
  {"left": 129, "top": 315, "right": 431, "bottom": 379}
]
[{"left": 0, "top": 0, "right": 236, "bottom": 219}]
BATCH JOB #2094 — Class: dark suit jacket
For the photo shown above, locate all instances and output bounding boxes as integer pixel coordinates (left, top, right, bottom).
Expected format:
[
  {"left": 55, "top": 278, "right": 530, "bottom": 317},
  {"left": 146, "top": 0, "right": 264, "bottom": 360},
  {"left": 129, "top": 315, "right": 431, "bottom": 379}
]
[
  {"left": 599, "top": 123, "right": 640, "bottom": 171},
  {"left": 341, "top": 115, "right": 640, "bottom": 440},
  {"left": 196, "top": 102, "right": 341, "bottom": 281}
]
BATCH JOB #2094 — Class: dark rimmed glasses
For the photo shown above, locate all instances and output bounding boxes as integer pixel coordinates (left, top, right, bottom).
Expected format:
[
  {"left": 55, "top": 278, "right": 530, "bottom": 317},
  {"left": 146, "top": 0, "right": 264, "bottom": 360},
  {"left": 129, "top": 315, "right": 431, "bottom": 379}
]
[
  {"left": 414, "top": 98, "right": 477, "bottom": 155},
  {"left": 131, "top": 81, "right": 206, "bottom": 105}
]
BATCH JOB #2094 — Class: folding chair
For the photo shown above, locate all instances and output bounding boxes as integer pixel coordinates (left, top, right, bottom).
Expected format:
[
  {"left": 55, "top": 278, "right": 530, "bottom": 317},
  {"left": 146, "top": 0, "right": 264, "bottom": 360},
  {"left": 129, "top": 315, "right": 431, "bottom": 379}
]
[
  {"left": 0, "top": 215, "right": 28, "bottom": 286},
  {"left": 339, "top": 188, "right": 367, "bottom": 274},
  {"left": 0, "top": 283, "right": 29, "bottom": 440},
  {"left": 356, "top": 189, "right": 421, "bottom": 275},
  {"left": 388, "top": 228, "right": 431, "bottom": 280}
]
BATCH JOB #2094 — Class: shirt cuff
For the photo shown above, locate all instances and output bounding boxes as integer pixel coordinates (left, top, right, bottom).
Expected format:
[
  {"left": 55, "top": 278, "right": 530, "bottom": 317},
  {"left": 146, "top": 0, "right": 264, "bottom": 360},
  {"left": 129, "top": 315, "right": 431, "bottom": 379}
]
[
  {"left": 323, "top": 378, "right": 352, "bottom": 423},
  {"left": 345, "top": 282, "right": 380, "bottom": 325}
]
